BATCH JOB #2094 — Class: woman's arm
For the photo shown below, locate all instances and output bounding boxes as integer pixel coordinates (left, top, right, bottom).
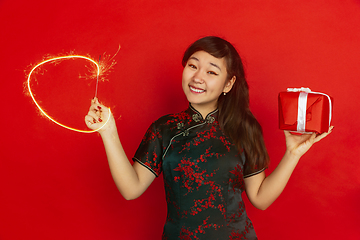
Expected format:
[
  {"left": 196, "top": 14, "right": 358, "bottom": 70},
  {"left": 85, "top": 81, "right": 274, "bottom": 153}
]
[
  {"left": 244, "top": 128, "right": 333, "bottom": 210},
  {"left": 85, "top": 98, "right": 156, "bottom": 200}
]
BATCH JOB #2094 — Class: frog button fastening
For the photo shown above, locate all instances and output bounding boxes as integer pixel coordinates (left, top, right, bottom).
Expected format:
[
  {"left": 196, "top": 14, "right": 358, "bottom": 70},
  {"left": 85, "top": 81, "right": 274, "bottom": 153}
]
[
  {"left": 177, "top": 122, "right": 184, "bottom": 130},
  {"left": 192, "top": 114, "right": 201, "bottom": 122},
  {"left": 206, "top": 116, "right": 215, "bottom": 124}
]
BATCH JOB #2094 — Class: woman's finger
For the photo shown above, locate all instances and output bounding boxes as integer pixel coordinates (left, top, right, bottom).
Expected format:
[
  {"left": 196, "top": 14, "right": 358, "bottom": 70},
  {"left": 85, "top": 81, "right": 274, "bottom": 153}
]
[
  {"left": 89, "top": 102, "right": 102, "bottom": 112},
  {"left": 313, "top": 126, "right": 334, "bottom": 143},
  {"left": 87, "top": 110, "right": 101, "bottom": 121},
  {"left": 85, "top": 115, "right": 97, "bottom": 127},
  {"left": 85, "top": 113, "right": 105, "bottom": 129}
]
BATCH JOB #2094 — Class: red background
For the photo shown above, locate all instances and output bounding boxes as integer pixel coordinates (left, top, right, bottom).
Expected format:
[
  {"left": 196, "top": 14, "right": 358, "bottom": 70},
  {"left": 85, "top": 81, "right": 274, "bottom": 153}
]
[{"left": 1, "top": 0, "right": 360, "bottom": 239}]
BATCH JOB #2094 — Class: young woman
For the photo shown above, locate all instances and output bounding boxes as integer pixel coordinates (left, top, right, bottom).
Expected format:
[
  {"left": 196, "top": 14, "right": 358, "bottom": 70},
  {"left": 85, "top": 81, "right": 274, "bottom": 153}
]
[{"left": 85, "top": 36, "right": 332, "bottom": 239}]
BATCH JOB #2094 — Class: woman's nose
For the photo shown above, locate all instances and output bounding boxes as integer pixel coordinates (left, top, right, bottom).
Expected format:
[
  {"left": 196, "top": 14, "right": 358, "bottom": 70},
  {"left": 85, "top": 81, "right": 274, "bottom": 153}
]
[{"left": 193, "top": 70, "right": 204, "bottom": 83}]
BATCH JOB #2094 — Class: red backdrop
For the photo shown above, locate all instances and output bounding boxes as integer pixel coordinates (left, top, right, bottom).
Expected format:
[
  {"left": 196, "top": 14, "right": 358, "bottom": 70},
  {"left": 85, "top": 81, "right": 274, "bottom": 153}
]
[{"left": 1, "top": 0, "right": 360, "bottom": 239}]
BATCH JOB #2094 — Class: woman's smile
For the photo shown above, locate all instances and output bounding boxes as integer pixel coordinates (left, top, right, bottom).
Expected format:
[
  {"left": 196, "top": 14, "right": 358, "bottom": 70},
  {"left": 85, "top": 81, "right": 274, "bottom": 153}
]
[{"left": 189, "top": 85, "right": 205, "bottom": 93}]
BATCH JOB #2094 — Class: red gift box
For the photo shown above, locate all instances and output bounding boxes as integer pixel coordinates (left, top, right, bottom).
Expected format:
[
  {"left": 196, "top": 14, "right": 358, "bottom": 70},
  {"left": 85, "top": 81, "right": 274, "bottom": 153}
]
[{"left": 278, "top": 88, "right": 332, "bottom": 134}]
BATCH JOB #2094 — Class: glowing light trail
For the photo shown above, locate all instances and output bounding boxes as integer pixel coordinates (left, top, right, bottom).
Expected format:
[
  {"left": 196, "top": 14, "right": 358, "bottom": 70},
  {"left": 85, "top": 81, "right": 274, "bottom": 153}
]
[{"left": 27, "top": 55, "right": 110, "bottom": 133}]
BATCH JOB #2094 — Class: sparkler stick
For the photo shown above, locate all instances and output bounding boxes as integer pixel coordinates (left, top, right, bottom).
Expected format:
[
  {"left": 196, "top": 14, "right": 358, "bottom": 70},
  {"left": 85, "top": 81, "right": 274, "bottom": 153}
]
[{"left": 94, "top": 55, "right": 101, "bottom": 99}]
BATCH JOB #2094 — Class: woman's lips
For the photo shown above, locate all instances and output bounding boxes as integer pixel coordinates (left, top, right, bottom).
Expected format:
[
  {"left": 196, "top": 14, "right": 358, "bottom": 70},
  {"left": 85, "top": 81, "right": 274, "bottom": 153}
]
[{"left": 189, "top": 86, "right": 205, "bottom": 93}]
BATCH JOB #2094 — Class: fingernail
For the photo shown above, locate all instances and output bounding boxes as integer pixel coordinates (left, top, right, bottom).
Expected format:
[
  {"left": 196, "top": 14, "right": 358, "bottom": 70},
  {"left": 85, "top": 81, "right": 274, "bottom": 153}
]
[
  {"left": 97, "top": 106, "right": 102, "bottom": 110},
  {"left": 99, "top": 118, "right": 103, "bottom": 122}
]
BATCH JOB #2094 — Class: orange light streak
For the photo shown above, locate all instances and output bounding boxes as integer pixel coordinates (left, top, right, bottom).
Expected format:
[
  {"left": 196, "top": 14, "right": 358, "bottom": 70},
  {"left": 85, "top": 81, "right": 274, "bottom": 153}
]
[{"left": 27, "top": 55, "right": 110, "bottom": 133}]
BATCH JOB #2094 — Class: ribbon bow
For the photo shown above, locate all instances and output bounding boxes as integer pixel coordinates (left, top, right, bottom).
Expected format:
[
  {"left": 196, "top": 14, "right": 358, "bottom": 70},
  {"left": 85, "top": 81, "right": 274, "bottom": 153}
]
[{"left": 287, "top": 87, "right": 312, "bottom": 93}]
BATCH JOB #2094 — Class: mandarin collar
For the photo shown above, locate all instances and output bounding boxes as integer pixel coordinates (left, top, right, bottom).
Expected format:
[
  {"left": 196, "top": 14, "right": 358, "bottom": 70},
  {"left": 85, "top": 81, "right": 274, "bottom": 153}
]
[{"left": 187, "top": 104, "right": 218, "bottom": 124}]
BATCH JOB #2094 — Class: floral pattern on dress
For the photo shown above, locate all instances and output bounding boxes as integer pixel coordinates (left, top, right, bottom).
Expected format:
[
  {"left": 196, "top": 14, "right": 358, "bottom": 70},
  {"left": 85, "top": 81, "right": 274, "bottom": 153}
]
[{"left": 133, "top": 105, "right": 260, "bottom": 240}]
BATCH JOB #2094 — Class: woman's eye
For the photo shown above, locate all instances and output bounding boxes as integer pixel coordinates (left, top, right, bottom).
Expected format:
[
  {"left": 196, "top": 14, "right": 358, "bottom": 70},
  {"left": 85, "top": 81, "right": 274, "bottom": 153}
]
[
  {"left": 208, "top": 71, "right": 218, "bottom": 76},
  {"left": 188, "top": 64, "right": 197, "bottom": 69}
]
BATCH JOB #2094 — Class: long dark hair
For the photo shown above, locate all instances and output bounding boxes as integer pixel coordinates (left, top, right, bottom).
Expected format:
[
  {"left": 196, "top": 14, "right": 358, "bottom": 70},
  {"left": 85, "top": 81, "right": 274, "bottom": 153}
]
[{"left": 182, "top": 36, "right": 269, "bottom": 173}]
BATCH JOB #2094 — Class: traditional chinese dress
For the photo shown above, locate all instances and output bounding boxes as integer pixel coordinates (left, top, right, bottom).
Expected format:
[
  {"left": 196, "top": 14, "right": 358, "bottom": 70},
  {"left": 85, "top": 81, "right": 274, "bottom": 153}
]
[{"left": 133, "top": 105, "right": 263, "bottom": 240}]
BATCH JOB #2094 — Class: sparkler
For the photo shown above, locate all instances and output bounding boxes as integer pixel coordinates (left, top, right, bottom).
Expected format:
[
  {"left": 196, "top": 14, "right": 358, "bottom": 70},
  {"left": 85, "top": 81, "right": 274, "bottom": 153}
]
[
  {"left": 94, "top": 55, "right": 101, "bottom": 99},
  {"left": 27, "top": 55, "right": 111, "bottom": 133}
]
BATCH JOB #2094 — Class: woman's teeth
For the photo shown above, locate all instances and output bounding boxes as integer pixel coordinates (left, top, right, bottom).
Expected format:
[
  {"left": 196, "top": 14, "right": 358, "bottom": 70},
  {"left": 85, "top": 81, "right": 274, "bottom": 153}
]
[{"left": 190, "top": 86, "right": 205, "bottom": 93}]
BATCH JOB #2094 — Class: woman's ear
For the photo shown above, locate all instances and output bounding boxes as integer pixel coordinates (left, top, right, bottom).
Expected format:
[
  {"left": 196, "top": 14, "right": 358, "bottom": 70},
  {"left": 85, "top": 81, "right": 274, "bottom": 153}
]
[{"left": 223, "top": 76, "right": 236, "bottom": 94}]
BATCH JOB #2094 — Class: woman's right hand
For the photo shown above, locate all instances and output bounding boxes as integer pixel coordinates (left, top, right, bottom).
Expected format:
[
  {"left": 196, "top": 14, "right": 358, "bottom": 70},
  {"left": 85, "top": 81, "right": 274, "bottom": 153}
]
[{"left": 85, "top": 98, "right": 116, "bottom": 134}]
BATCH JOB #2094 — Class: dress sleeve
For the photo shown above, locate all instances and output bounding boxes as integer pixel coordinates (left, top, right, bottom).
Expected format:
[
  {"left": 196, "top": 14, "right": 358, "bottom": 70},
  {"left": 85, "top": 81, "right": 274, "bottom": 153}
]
[
  {"left": 132, "top": 122, "right": 163, "bottom": 177},
  {"left": 242, "top": 153, "right": 266, "bottom": 178}
]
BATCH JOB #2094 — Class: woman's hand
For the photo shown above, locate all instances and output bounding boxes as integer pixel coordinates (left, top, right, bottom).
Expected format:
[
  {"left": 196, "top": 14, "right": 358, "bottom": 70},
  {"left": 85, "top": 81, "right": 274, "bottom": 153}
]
[
  {"left": 85, "top": 98, "right": 116, "bottom": 134},
  {"left": 245, "top": 126, "right": 334, "bottom": 210},
  {"left": 285, "top": 126, "right": 334, "bottom": 159}
]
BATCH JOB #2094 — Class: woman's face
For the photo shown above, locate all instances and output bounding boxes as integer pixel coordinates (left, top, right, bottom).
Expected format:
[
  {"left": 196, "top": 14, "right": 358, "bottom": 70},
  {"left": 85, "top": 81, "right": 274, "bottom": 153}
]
[{"left": 182, "top": 51, "right": 235, "bottom": 116}]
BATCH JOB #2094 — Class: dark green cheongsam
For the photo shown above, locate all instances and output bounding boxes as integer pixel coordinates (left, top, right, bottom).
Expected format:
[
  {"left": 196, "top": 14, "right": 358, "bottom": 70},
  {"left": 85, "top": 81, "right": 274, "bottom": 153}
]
[{"left": 133, "top": 105, "right": 263, "bottom": 240}]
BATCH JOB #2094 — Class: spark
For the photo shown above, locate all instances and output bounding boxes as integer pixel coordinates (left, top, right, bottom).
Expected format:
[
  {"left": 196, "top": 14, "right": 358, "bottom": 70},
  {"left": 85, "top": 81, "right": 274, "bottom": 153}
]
[{"left": 27, "top": 55, "right": 111, "bottom": 133}]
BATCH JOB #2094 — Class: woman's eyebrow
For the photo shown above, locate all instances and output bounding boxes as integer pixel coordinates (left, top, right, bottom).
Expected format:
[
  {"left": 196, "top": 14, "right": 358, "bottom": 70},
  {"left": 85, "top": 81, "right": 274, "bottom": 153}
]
[
  {"left": 189, "top": 56, "right": 199, "bottom": 61},
  {"left": 189, "top": 57, "right": 222, "bottom": 72},
  {"left": 210, "top": 62, "right": 221, "bottom": 72}
]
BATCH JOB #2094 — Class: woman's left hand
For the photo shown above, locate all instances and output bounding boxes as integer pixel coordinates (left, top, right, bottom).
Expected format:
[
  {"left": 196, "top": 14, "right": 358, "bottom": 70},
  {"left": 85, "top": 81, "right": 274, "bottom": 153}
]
[{"left": 285, "top": 126, "right": 334, "bottom": 159}]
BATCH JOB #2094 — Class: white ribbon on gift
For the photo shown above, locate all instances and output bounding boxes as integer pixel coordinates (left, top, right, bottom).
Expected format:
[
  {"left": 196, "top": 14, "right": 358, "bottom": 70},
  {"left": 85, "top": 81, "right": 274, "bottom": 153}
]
[{"left": 287, "top": 87, "right": 332, "bottom": 132}]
